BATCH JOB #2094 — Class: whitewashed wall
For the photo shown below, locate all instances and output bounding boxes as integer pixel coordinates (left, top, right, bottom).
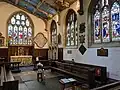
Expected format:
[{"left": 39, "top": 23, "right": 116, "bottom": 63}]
[{"left": 60, "top": 0, "right": 120, "bottom": 80}]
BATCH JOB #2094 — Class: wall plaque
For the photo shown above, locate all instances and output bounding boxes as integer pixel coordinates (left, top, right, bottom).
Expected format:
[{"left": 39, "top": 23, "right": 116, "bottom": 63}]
[
  {"left": 79, "top": 35, "right": 85, "bottom": 43},
  {"left": 79, "top": 45, "right": 86, "bottom": 55},
  {"left": 97, "top": 48, "right": 108, "bottom": 57},
  {"left": 79, "top": 23, "right": 85, "bottom": 33}
]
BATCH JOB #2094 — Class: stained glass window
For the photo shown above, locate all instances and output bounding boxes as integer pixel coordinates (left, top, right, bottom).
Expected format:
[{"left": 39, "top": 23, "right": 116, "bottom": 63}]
[
  {"left": 111, "top": 2, "right": 120, "bottom": 41},
  {"left": 51, "top": 20, "right": 57, "bottom": 46},
  {"left": 94, "top": 6, "right": 101, "bottom": 43},
  {"left": 66, "top": 9, "right": 78, "bottom": 47},
  {"left": 93, "top": 0, "right": 120, "bottom": 44},
  {"left": 102, "top": 6, "right": 110, "bottom": 42},
  {"left": 8, "top": 12, "right": 33, "bottom": 45}
]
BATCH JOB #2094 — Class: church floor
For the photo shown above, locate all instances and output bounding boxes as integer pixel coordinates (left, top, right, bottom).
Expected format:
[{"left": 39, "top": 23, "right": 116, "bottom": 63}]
[{"left": 13, "top": 70, "right": 81, "bottom": 90}]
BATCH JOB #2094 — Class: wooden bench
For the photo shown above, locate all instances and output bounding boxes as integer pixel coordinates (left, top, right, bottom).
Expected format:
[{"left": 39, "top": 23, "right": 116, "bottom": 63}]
[
  {"left": 51, "top": 60, "right": 107, "bottom": 89},
  {"left": 0, "top": 63, "right": 19, "bottom": 90},
  {"left": 91, "top": 81, "right": 120, "bottom": 90},
  {"left": 4, "top": 62, "right": 21, "bottom": 73}
]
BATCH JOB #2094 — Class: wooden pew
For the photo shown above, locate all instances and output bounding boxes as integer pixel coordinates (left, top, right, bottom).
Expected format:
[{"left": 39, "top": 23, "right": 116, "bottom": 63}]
[
  {"left": 51, "top": 60, "right": 107, "bottom": 89},
  {"left": 4, "top": 62, "right": 21, "bottom": 73},
  {"left": 91, "top": 81, "right": 120, "bottom": 90},
  {"left": 0, "top": 63, "right": 18, "bottom": 90}
]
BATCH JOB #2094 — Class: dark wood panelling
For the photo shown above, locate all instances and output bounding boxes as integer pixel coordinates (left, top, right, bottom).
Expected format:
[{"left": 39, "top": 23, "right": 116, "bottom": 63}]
[
  {"left": 33, "top": 48, "right": 48, "bottom": 60},
  {"left": 8, "top": 46, "right": 34, "bottom": 56},
  {"left": 58, "top": 48, "right": 63, "bottom": 60},
  {"left": 0, "top": 48, "right": 8, "bottom": 62}
]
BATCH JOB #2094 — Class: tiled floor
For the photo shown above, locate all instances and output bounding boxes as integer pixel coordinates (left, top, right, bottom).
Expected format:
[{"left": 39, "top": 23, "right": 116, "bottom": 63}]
[{"left": 13, "top": 70, "right": 64, "bottom": 90}]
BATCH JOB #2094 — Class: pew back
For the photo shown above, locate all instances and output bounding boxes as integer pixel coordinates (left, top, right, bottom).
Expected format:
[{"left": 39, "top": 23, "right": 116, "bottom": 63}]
[
  {"left": 51, "top": 60, "right": 107, "bottom": 89},
  {"left": 0, "top": 63, "right": 18, "bottom": 90}
]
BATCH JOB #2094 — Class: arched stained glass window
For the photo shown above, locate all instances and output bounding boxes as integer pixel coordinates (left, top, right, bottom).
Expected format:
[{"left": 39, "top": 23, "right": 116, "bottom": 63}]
[
  {"left": 111, "top": 2, "right": 120, "bottom": 41},
  {"left": 66, "top": 9, "right": 78, "bottom": 47},
  {"left": 8, "top": 11, "right": 33, "bottom": 46},
  {"left": 94, "top": 5, "right": 101, "bottom": 43},
  {"left": 51, "top": 20, "right": 57, "bottom": 46},
  {"left": 102, "top": 6, "right": 110, "bottom": 42},
  {"left": 89, "top": 0, "right": 120, "bottom": 47}
]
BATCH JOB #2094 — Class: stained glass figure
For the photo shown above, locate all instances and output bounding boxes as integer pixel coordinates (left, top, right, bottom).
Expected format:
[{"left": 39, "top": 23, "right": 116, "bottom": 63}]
[
  {"left": 13, "top": 25, "right": 18, "bottom": 44},
  {"left": 23, "top": 26, "right": 28, "bottom": 44},
  {"left": 111, "top": 2, "right": 120, "bottom": 41},
  {"left": 8, "top": 12, "right": 33, "bottom": 45},
  {"left": 92, "top": 0, "right": 120, "bottom": 45},
  {"left": 8, "top": 24, "right": 13, "bottom": 44},
  {"left": 94, "top": 10, "right": 101, "bottom": 43},
  {"left": 102, "top": 6, "right": 110, "bottom": 42}
]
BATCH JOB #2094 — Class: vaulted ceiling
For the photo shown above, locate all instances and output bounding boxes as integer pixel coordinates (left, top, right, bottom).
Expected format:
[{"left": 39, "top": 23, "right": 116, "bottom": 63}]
[{"left": 2, "top": 0, "right": 77, "bottom": 21}]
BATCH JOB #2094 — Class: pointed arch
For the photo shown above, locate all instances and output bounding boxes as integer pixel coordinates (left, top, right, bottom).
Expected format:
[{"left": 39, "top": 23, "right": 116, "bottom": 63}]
[
  {"left": 7, "top": 11, "right": 34, "bottom": 45},
  {"left": 50, "top": 20, "right": 57, "bottom": 46},
  {"left": 88, "top": 0, "right": 120, "bottom": 47},
  {"left": 65, "top": 9, "right": 78, "bottom": 47}
]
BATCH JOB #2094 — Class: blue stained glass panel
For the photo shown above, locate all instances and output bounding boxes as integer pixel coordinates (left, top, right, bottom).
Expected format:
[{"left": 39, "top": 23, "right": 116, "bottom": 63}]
[
  {"left": 39, "top": 3, "right": 56, "bottom": 15},
  {"left": 36, "top": 11, "right": 48, "bottom": 19},
  {"left": 102, "top": 6, "right": 110, "bottom": 42},
  {"left": 111, "top": 2, "right": 120, "bottom": 41},
  {"left": 39, "top": 3, "right": 49, "bottom": 11},
  {"left": 94, "top": 10, "right": 101, "bottom": 43},
  {"left": 47, "top": 7, "right": 57, "bottom": 15},
  {"left": 26, "top": 5, "right": 35, "bottom": 13},
  {"left": 18, "top": 1, "right": 27, "bottom": 7},
  {"left": 25, "top": 0, "right": 41, "bottom": 6}
]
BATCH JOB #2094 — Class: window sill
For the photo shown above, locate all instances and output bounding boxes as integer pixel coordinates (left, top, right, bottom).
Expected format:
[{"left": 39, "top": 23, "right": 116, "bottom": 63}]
[
  {"left": 65, "top": 46, "right": 78, "bottom": 49},
  {"left": 88, "top": 42, "right": 120, "bottom": 48}
]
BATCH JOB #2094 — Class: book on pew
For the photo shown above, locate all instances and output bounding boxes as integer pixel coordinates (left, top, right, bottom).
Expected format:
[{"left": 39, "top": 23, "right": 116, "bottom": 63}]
[
  {"left": 59, "top": 78, "right": 76, "bottom": 84},
  {"left": 68, "top": 78, "right": 76, "bottom": 82},
  {"left": 60, "top": 78, "right": 70, "bottom": 83}
]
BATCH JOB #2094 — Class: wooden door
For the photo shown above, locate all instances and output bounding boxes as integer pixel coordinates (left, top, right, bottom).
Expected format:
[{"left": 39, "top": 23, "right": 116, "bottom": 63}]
[{"left": 58, "top": 48, "right": 63, "bottom": 60}]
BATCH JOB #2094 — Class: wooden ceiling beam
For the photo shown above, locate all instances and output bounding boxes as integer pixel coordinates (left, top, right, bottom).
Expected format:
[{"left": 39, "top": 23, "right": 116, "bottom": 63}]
[
  {"left": 36, "top": 0, "right": 45, "bottom": 9},
  {"left": 2, "top": 0, "right": 48, "bottom": 21}
]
